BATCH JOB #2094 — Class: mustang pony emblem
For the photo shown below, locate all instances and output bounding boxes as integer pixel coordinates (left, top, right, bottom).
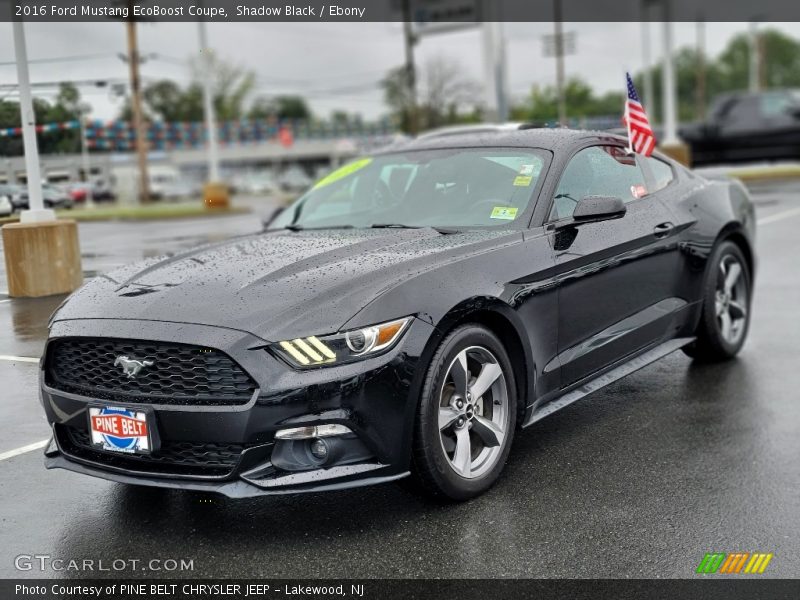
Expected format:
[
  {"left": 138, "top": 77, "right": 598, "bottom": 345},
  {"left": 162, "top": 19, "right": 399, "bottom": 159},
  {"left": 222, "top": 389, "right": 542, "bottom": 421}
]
[{"left": 114, "top": 356, "right": 154, "bottom": 378}]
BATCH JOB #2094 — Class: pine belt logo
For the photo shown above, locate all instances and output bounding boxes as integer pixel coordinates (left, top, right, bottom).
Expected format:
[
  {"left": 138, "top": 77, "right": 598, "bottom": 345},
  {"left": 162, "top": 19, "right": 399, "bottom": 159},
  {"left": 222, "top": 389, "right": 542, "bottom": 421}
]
[{"left": 696, "top": 552, "right": 774, "bottom": 574}]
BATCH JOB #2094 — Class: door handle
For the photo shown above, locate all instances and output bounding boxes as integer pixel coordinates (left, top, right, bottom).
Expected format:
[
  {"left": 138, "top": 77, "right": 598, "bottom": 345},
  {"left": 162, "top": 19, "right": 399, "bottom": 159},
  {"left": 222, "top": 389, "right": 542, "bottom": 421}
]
[{"left": 653, "top": 222, "right": 675, "bottom": 238}]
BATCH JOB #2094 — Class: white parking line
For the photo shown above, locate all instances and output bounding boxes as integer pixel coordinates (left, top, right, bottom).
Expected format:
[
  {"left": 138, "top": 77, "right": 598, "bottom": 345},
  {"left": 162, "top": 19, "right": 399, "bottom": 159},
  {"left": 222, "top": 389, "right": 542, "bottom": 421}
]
[
  {"left": 0, "top": 355, "right": 39, "bottom": 363},
  {"left": 0, "top": 439, "right": 49, "bottom": 462},
  {"left": 0, "top": 299, "right": 11, "bottom": 304},
  {"left": 758, "top": 207, "right": 800, "bottom": 226}
]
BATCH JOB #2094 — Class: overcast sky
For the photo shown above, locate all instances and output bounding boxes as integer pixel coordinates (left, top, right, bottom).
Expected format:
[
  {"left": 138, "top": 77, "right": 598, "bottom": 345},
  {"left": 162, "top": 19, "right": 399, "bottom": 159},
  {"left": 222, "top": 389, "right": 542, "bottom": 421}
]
[{"left": 1, "top": 21, "right": 799, "bottom": 121}]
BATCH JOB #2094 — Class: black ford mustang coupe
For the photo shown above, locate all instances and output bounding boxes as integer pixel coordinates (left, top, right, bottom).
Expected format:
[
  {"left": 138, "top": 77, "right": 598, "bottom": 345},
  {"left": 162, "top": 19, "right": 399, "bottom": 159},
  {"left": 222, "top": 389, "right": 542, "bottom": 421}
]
[{"left": 41, "top": 129, "right": 755, "bottom": 500}]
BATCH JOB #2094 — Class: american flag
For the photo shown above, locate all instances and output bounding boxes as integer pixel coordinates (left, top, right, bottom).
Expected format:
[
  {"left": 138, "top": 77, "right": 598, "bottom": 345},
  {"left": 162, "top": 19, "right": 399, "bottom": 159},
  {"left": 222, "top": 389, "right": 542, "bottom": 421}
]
[{"left": 623, "top": 72, "right": 656, "bottom": 156}]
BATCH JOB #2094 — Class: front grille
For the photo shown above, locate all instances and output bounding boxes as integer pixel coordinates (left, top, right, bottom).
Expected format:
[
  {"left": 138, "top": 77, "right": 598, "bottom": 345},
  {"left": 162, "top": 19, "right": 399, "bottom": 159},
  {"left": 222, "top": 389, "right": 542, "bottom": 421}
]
[
  {"left": 59, "top": 426, "right": 248, "bottom": 477},
  {"left": 45, "top": 338, "right": 257, "bottom": 406}
]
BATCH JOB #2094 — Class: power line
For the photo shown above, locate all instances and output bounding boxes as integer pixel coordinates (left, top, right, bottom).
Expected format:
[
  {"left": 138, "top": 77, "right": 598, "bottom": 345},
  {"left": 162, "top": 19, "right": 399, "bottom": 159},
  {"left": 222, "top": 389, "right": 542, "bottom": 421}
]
[{"left": 0, "top": 52, "right": 117, "bottom": 67}]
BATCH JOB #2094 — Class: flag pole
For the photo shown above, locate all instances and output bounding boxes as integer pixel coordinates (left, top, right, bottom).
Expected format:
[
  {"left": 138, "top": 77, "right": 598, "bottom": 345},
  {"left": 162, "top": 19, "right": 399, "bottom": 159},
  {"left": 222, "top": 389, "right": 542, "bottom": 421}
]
[{"left": 624, "top": 73, "right": 634, "bottom": 155}]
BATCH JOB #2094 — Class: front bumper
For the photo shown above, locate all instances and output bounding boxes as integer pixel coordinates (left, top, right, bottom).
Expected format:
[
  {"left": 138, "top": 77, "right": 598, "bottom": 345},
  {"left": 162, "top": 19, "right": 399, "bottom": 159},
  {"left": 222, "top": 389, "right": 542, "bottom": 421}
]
[{"left": 41, "top": 317, "right": 434, "bottom": 497}]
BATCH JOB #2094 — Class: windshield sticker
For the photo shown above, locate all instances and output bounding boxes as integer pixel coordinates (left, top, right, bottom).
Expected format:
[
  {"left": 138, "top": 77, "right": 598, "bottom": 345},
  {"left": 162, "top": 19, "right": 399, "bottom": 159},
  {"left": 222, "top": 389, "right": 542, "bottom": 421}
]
[
  {"left": 312, "top": 158, "right": 372, "bottom": 190},
  {"left": 518, "top": 164, "right": 535, "bottom": 176},
  {"left": 513, "top": 175, "right": 533, "bottom": 186},
  {"left": 490, "top": 206, "right": 518, "bottom": 220}
]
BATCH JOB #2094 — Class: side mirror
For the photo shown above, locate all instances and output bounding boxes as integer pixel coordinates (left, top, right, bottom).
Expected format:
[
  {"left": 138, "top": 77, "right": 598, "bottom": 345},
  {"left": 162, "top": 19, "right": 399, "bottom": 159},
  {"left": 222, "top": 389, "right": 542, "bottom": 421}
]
[
  {"left": 262, "top": 206, "right": 285, "bottom": 230},
  {"left": 572, "top": 195, "right": 626, "bottom": 223}
]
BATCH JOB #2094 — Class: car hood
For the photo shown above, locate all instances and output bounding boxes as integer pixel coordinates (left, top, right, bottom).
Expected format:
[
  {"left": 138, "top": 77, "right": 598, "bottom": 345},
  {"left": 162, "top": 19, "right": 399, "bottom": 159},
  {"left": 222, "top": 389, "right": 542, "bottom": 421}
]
[{"left": 54, "top": 228, "right": 519, "bottom": 341}]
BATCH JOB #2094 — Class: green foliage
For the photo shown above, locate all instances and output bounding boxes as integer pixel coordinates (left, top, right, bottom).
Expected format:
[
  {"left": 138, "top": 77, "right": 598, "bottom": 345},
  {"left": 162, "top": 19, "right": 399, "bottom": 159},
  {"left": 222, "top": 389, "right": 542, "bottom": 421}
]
[
  {"left": 0, "top": 83, "right": 82, "bottom": 156},
  {"left": 516, "top": 27, "right": 800, "bottom": 125},
  {"left": 249, "top": 95, "right": 311, "bottom": 121},
  {"left": 513, "top": 78, "right": 624, "bottom": 124}
]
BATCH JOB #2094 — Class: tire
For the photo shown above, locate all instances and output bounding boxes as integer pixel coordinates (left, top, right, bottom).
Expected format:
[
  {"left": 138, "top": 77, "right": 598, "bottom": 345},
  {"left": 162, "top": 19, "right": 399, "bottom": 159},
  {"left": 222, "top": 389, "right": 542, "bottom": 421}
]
[
  {"left": 683, "top": 240, "right": 752, "bottom": 362},
  {"left": 409, "top": 324, "right": 517, "bottom": 501}
]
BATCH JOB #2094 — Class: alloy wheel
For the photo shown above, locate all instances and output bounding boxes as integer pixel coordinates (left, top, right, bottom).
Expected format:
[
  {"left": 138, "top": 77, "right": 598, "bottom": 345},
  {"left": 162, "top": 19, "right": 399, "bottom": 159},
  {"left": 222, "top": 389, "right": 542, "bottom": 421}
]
[
  {"left": 437, "top": 346, "right": 509, "bottom": 479},
  {"left": 715, "top": 254, "right": 748, "bottom": 345}
]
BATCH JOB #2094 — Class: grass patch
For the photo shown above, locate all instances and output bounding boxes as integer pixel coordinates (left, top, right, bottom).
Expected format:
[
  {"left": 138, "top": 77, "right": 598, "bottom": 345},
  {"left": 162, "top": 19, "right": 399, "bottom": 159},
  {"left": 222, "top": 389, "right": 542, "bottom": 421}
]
[{"left": 0, "top": 203, "right": 250, "bottom": 225}]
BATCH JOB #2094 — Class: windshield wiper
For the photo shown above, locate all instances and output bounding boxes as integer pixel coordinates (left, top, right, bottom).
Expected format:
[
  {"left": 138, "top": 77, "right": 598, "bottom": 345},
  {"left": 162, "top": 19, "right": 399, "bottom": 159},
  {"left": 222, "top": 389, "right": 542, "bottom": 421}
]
[
  {"left": 283, "top": 224, "right": 355, "bottom": 231},
  {"left": 369, "top": 223, "right": 421, "bottom": 229},
  {"left": 370, "top": 223, "right": 461, "bottom": 235}
]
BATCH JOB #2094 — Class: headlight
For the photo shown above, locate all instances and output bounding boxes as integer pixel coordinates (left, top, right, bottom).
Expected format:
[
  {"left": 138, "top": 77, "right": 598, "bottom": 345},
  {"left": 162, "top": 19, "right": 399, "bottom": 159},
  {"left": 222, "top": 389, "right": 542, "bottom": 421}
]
[{"left": 271, "top": 316, "right": 413, "bottom": 368}]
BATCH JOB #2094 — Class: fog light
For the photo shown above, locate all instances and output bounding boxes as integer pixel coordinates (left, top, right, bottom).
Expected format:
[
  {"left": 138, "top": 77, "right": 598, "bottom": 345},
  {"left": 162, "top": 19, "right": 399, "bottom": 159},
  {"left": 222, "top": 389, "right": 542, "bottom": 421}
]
[{"left": 309, "top": 438, "right": 329, "bottom": 460}]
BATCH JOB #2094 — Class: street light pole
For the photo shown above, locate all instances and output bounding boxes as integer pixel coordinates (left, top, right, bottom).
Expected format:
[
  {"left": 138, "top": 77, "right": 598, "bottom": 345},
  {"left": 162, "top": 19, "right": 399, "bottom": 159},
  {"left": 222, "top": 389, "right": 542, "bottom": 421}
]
[
  {"left": 12, "top": 21, "right": 54, "bottom": 223},
  {"left": 553, "top": 0, "right": 567, "bottom": 126},
  {"left": 661, "top": 19, "right": 679, "bottom": 145},
  {"left": 639, "top": 7, "right": 655, "bottom": 121},
  {"left": 125, "top": 13, "right": 150, "bottom": 204},
  {"left": 3, "top": 20, "right": 82, "bottom": 299},
  {"left": 401, "top": 0, "right": 418, "bottom": 135},
  {"left": 749, "top": 22, "right": 760, "bottom": 92},
  {"left": 696, "top": 20, "right": 707, "bottom": 120},
  {"left": 198, "top": 21, "right": 220, "bottom": 184},
  {"left": 79, "top": 113, "right": 95, "bottom": 209}
]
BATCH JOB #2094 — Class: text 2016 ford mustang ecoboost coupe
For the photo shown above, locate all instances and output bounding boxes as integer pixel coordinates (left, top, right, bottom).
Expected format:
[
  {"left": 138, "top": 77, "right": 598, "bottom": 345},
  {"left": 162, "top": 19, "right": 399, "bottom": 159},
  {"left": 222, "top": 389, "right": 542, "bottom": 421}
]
[{"left": 40, "top": 129, "right": 755, "bottom": 500}]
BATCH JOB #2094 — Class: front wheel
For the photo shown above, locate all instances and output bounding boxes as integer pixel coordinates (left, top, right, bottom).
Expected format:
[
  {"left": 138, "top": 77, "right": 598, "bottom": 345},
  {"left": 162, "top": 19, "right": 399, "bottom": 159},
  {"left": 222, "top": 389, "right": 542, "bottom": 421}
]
[
  {"left": 410, "top": 324, "right": 517, "bottom": 501},
  {"left": 684, "top": 240, "right": 752, "bottom": 361}
]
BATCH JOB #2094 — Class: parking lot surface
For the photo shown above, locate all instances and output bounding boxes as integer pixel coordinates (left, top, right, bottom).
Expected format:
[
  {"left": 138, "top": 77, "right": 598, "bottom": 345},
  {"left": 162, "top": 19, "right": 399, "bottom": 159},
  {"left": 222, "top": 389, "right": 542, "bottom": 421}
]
[{"left": 0, "top": 188, "right": 798, "bottom": 578}]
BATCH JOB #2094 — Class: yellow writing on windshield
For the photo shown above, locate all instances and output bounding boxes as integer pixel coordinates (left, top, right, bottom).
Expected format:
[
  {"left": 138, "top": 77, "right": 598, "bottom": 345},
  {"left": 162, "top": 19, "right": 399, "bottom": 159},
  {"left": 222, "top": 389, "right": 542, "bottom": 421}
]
[{"left": 312, "top": 158, "right": 373, "bottom": 190}]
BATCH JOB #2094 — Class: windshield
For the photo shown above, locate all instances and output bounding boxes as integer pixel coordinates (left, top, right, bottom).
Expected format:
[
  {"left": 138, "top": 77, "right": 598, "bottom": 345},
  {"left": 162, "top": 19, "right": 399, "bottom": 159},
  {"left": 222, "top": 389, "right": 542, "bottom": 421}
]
[{"left": 272, "top": 148, "right": 547, "bottom": 230}]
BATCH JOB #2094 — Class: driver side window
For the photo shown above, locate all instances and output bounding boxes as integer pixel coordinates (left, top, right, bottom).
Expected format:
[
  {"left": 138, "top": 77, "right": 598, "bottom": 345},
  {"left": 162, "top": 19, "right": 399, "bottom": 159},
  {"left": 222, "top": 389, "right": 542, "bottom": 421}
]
[{"left": 551, "top": 146, "right": 648, "bottom": 221}]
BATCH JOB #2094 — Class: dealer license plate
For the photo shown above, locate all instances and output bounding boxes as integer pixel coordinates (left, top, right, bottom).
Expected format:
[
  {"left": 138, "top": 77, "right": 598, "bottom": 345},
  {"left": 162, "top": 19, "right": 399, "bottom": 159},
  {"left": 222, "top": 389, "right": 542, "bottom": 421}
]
[{"left": 88, "top": 406, "right": 152, "bottom": 454}]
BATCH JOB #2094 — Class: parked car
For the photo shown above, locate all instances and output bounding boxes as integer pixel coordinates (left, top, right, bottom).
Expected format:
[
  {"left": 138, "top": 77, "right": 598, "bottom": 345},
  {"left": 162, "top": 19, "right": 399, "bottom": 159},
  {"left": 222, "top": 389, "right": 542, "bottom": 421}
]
[
  {"left": 278, "top": 165, "right": 312, "bottom": 192},
  {"left": 91, "top": 179, "right": 116, "bottom": 202},
  {"left": 67, "top": 183, "right": 92, "bottom": 204},
  {"left": 0, "top": 183, "right": 25, "bottom": 211},
  {"left": 17, "top": 183, "right": 73, "bottom": 210},
  {"left": 680, "top": 89, "right": 800, "bottom": 165},
  {"left": 41, "top": 129, "right": 755, "bottom": 501},
  {"left": 160, "top": 179, "right": 196, "bottom": 201},
  {"left": 239, "top": 173, "right": 280, "bottom": 195},
  {"left": 0, "top": 194, "right": 12, "bottom": 217},
  {"left": 43, "top": 184, "right": 73, "bottom": 209}
]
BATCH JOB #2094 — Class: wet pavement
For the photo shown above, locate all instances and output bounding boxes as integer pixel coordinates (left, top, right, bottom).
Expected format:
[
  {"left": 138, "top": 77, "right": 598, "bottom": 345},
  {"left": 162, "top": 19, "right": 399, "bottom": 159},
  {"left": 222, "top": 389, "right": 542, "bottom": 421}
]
[{"left": 0, "top": 188, "right": 798, "bottom": 579}]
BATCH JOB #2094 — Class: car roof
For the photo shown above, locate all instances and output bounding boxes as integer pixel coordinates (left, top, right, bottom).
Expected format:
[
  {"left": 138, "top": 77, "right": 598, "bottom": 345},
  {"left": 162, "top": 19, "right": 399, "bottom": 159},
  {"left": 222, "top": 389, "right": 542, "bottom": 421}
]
[
  {"left": 416, "top": 122, "right": 537, "bottom": 140},
  {"left": 379, "top": 127, "right": 630, "bottom": 154}
]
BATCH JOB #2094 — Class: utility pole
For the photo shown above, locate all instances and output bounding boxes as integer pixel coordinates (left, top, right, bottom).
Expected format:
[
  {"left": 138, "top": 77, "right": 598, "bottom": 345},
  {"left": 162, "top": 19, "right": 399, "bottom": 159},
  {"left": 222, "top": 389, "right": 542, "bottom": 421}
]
[
  {"left": 125, "top": 8, "right": 150, "bottom": 204},
  {"left": 640, "top": 3, "right": 655, "bottom": 122},
  {"left": 661, "top": 20, "right": 679, "bottom": 145},
  {"left": 401, "top": 0, "right": 418, "bottom": 135},
  {"left": 749, "top": 22, "right": 760, "bottom": 92},
  {"left": 553, "top": 0, "right": 567, "bottom": 126},
  {"left": 198, "top": 21, "right": 220, "bottom": 184},
  {"left": 11, "top": 21, "right": 51, "bottom": 223},
  {"left": 695, "top": 20, "right": 706, "bottom": 120},
  {"left": 79, "top": 104, "right": 95, "bottom": 209}
]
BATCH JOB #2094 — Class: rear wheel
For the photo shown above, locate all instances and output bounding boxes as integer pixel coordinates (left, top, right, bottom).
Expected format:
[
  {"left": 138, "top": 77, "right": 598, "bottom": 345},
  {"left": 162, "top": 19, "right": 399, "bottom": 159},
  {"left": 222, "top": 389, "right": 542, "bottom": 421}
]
[
  {"left": 684, "top": 240, "right": 751, "bottom": 361},
  {"left": 410, "top": 324, "right": 517, "bottom": 501}
]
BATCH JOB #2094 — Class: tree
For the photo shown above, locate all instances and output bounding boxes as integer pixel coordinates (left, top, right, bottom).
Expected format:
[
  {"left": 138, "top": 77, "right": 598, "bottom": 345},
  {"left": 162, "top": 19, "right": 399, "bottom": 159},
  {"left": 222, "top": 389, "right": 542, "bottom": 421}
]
[
  {"left": 420, "top": 57, "right": 481, "bottom": 128},
  {"left": 0, "top": 82, "right": 84, "bottom": 156},
  {"left": 513, "top": 78, "right": 624, "bottom": 124},
  {"left": 635, "top": 28, "right": 800, "bottom": 123},
  {"left": 382, "top": 56, "right": 480, "bottom": 133},
  {"left": 119, "top": 55, "right": 258, "bottom": 123},
  {"left": 381, "top": 65, "right": 416, "bottom": 133},
  {"left": 248, "top": 95, "right": 311, "bottom": 121}
]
